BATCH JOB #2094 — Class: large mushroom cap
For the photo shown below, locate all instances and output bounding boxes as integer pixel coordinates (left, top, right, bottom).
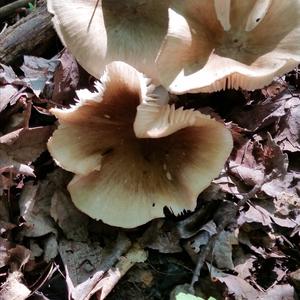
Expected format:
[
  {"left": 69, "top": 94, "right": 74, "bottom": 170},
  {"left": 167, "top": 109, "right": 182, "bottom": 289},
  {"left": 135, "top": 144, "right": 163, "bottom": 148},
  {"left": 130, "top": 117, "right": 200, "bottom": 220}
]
[
  {"left": 47, "top": 0, "right": 169, "bottom": 81},
  {"left": 157, "top": 0, "right": 300, "bottom": 93},
  {"left": 47, "top": 62, "right": 233, "bottom": 228}
]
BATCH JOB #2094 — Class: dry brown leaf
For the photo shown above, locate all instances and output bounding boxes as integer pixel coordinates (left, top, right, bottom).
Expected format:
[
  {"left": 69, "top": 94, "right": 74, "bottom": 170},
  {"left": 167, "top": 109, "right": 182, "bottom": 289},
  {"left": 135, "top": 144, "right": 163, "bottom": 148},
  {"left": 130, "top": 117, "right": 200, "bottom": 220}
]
[
  {"left": 19, "top": 181, "right": 57, "bottom": 237},
  {"left": 52, "top": 49, "right": 79, "bottom": 105},
  {"left": 0, "top": 64, "right": 18, "bottom": 84},
  {"left": 139, "top": 219, "right": 182, "bottom": 254},
  {"left": 208, "top": 264, "right": 261, "bottom": 299},
  {"left": 261, "top": 284, "right": 295, "bottom": 300},
  {"left": 216, "top": 274, "right": 260, "bottom": 299},
  {"left": 229, "top": 92, "right": 288, "bottom": 131},
  {"left": 59, "top": 239, "right": 105, "bottom": 287},
  {"left": 0, "top": 85, "right": 19, "bottom": 113},
  {"left": 0, "top": 195, "right": 15, "bottom": 235},
  {"left": 238, "top": 205, "right": 273, "bottom": 228},
  {"left": 94, "top": 244, "right": 148, "bottom": 300},
  {"left": 213, "top": 231, "right": 238, "bottom": 270},
  {"left": 234, "top": 253, "right": 256, "bottom": 280},
  {"left": 60, "top": 233, "right": 132, "bottom": 300},
  {"left": 50, "top": 190, "right": 89, "bottom": 242},
  {"left": 0, "top": 126, "right": 54, "bottom": 176},
  {"left": 0, "top": 271, "right": 31, "bottom": 300},
  {"left": 7, "top": 244, "right": 31, "bottom": 271},
  {"left": 43, "top": 234, "right": 58, "bottom": 263},
  {"left": 275, "top": 96, "right": 300, "bottom": 152},
  {"left": 0, "top": 237, "right": 13, "bottom": 268},
  {"left": 226, "top": 133, "right": 288, "bottom": 193},
  {"left": 20, "top": 55, "right": 59, "bottom": 97},
  {"left": 184, "top": 220, "right": 217, "bottom": 263}
]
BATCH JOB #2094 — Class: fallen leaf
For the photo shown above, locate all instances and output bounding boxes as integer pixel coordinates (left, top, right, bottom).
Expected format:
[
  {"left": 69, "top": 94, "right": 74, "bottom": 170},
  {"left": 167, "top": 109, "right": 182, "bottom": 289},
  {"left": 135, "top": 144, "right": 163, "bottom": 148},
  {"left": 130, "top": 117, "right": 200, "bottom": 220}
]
[
  {"left": 0, "top": 64, "right": 18, "bottom": 84},
  {"left": 184, "top": 221, "right": 217, "bottom": 262},
  {"left": 139, "top": 219, "right": 182, "bottom": 253},
  {"left": 50, "top": 190, "right": 89, "bottom": 242},
  {"left": 59, "top": 239, "right": 105, "bottom": 287},
  {"left": 20, "top": 56, "right": 59, "bottom": 97},
  {"left": 94, "top": 244, "right": 147, "bottom": 300},
  {"left": 60, "top": 233, "right": 132, "bottom": 300},
  {"left": 52, "top": 49, "right": 79, "bottom": 105},
  {"left": 238, "top": 204, "right": 272, "bottom": 228},
  {"left": 0, "top": 85, "right": 19, "bottom": 113},
  {"left": 234, "top": 253, "right": 256, "bottom": 280},
  {"left": 260, "top": 284, "right": 295, "bottom": 300},
  {"left": 43, "top": 234, "right": 58, "bottom": 263},
  {"left": 176, "top": 201, "right": 220, "bottom": 239},
  {"left": 229, "top": 91, "right": 288, "bottom": 131},
  {"left": 0, "top": 126, "right": 54, "bottom": 176},
  {"left": 19, "top": 181, "right": 57, "bottom": 237},
  {"left": 0, "top": 271, "right": 31, "bottom": 300},
  {"left": 275, "top": 96, "right": 300, "bottom": 152},
  {"left": 213, "top": 231, "right": 238, "bottom": 270},
  {"left": 0, "top": 237, "right": 13, "bottom": 268},
  {"left": 218, "top": 274, "right": 260, "bottom": 299},
  {"left": 289, "top": 268, "right": 300, "bottom": 290},
  {"left": 7, "top": 244, "right": 31, "bottom": 271}
]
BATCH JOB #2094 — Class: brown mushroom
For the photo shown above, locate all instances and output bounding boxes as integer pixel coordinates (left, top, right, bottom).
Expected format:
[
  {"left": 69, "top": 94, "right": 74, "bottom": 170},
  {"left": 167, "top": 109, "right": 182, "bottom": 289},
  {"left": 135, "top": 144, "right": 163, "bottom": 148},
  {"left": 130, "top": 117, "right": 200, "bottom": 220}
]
[
  {"left": 47, "top": 62, "right": 233, "bottom": 228},
  {"left": 157, "top": 0, "right": 300, "bottom": 93},
  {"left": 47, "top": 0, "right": 169, "bottom": 81}
]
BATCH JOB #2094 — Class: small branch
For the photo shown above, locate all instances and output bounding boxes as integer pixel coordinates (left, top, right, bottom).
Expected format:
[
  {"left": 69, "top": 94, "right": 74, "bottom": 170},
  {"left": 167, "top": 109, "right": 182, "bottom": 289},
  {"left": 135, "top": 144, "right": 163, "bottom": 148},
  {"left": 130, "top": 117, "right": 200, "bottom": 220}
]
[
  {"left": 0, "top": 2, "right": 55, "bottom": 65},
  {"left": 22, "top": 99, "right": 32, "bottom": 129},
  {"left": 0, "top": 0, "right": 32, "bottom": 19}
]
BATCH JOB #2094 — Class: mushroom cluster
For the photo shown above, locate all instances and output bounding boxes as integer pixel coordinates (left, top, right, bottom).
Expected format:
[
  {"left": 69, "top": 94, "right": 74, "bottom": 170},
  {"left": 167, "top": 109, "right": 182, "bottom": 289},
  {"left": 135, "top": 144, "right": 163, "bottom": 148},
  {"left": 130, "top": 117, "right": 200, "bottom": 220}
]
[
  {"left": 47, "top": 0, "right": 299, "bottom": 227},
  {"left": 48, "top": 0, "right": 300, "bottom": 92},
  {"left": 158, "top": 0, "right": 300, "bottom": 93},
  {"left": 47, "top": 62, "right": 232, "bottom": 228}
]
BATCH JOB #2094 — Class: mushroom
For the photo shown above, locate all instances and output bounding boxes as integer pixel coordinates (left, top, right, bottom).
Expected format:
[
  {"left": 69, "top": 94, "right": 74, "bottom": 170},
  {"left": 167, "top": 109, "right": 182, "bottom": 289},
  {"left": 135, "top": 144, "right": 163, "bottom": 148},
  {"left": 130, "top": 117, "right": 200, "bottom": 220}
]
[
  {"left": 157, "top": 0, "right": 300, "bottom": 93},
  {"left": 47, "top": 61, "right": 233, "bottom": 228},
  {"left": 47, "top": 0, "right": 169, "bottom": 81}
]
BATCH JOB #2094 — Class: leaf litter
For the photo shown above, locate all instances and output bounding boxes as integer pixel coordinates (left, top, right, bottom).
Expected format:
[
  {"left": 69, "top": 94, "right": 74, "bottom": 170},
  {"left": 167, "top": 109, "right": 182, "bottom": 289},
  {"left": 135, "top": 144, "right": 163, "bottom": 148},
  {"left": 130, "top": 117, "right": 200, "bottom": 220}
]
[{"left": 0, "top": 48, "right": 299, "bottom": 300}]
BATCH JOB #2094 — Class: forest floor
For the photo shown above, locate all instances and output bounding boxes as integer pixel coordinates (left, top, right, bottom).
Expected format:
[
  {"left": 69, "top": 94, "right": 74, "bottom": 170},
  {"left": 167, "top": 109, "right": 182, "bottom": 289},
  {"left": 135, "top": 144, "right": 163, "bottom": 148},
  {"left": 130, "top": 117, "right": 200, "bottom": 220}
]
[{"left": 0, "top": 1, "right": 299, "bottom": 300}]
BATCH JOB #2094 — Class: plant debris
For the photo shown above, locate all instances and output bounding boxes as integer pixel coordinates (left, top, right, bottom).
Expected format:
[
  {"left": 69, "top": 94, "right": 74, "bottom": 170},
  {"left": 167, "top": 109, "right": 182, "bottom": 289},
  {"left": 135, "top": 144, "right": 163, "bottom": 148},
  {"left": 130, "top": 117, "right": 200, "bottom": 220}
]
[{"left": 0, "top": 1, "right": 299, "bottom": 299}]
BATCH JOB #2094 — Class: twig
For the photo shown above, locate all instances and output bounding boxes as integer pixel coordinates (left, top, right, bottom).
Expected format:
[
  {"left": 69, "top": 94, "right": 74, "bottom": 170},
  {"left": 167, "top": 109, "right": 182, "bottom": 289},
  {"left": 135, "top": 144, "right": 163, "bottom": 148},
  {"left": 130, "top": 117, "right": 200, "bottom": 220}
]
[
  {"left": 0, "top": 0, "right": 32, "bottom": 19},
  {"left": 0, "top": 2, "right": 55, "bottom": 65},
  {"left": 22, "top": 99, "right": 32, "bottom": 129}
]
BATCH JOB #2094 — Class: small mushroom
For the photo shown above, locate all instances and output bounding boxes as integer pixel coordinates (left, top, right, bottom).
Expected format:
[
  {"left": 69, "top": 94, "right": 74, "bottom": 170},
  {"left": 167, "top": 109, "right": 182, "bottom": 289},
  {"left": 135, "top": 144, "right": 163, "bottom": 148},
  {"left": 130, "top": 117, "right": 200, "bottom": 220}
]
[
  {"left": 47, "top": 62, "right": 233, "bottom": 228},
  {"left": 157, "top": 0, "right": 300, "bottom": 93},
  {"left": 47, "top": 0, "right": 169, "bottom": 81}
]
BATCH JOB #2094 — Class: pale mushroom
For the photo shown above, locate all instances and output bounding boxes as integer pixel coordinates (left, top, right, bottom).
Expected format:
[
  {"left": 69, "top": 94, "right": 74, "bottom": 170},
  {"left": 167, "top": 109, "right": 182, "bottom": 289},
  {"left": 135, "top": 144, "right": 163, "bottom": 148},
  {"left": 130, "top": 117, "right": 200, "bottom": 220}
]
[
  {"left": 157, "top": 0, "right": 300, "bottom": 93},
  {"left": 47, "top": 61, "right": 233, "bottom": 228},
  {"left": 47, "top": 0, "right": 169, "bottom": 81}
]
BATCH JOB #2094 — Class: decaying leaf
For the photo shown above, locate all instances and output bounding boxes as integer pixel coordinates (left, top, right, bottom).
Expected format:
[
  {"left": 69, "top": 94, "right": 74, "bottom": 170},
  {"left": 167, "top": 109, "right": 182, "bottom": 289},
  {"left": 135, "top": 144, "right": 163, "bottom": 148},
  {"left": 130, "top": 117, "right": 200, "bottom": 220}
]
[
  {"left": 50, "top": 190, "right": 89, "bottom": 242},
  {"left": 260, "top": 284, "right": 295, "bottom": 300},
  {"left": 0, "top": 85, "right": 19, "bottom": 113},
  {"left": 52, "top": 49, "right": 79, "bottom": 105},
  {"left": 20, "top": 55, "right": 59, "bottom": 97},
  {"left": 213, "top": 231, "right": 238, "bottom": 270},
  {"left": 275, "top": 96, "right": 300, "bottom": 152},
  {"left": 60, "top": 233, "right": 133, "bottom": 300},
  {"left": 0, "top": 237, "right": 13, "bottom": 268},
  {"left": 184, "top": 220, "right": 217, "bottom": 262},
  {"left": 229, "top": 91, "right": 288, "bottom": 131},
  {"left": 216, "top": 274, "right": 260, "bottom": 299},
  {"left": 0, "top": 271, "right": 31, "bottom": 300},
  {"left": 139, "top": 219, "right": 182, "bottom": 253},
  {"left": 19, "top": 181, "right": 57, "bottom": 237},
  {"left": 0, "top": 126, "right": 54, "bottom": 176}
]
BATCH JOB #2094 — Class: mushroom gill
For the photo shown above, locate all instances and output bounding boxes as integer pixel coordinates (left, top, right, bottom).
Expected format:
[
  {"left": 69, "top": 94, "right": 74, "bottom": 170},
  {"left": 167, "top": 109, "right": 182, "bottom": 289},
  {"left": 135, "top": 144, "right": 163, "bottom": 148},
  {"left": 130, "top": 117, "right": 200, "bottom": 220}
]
[
  {"left": 47, "top": 0, "right": 170, "bottom": 81},
  {"left": 157, "top": 0, "right": 300, "bottom": 93},
  {"left": 47, "top": 62, "right": 233, "bottom": 228}
]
